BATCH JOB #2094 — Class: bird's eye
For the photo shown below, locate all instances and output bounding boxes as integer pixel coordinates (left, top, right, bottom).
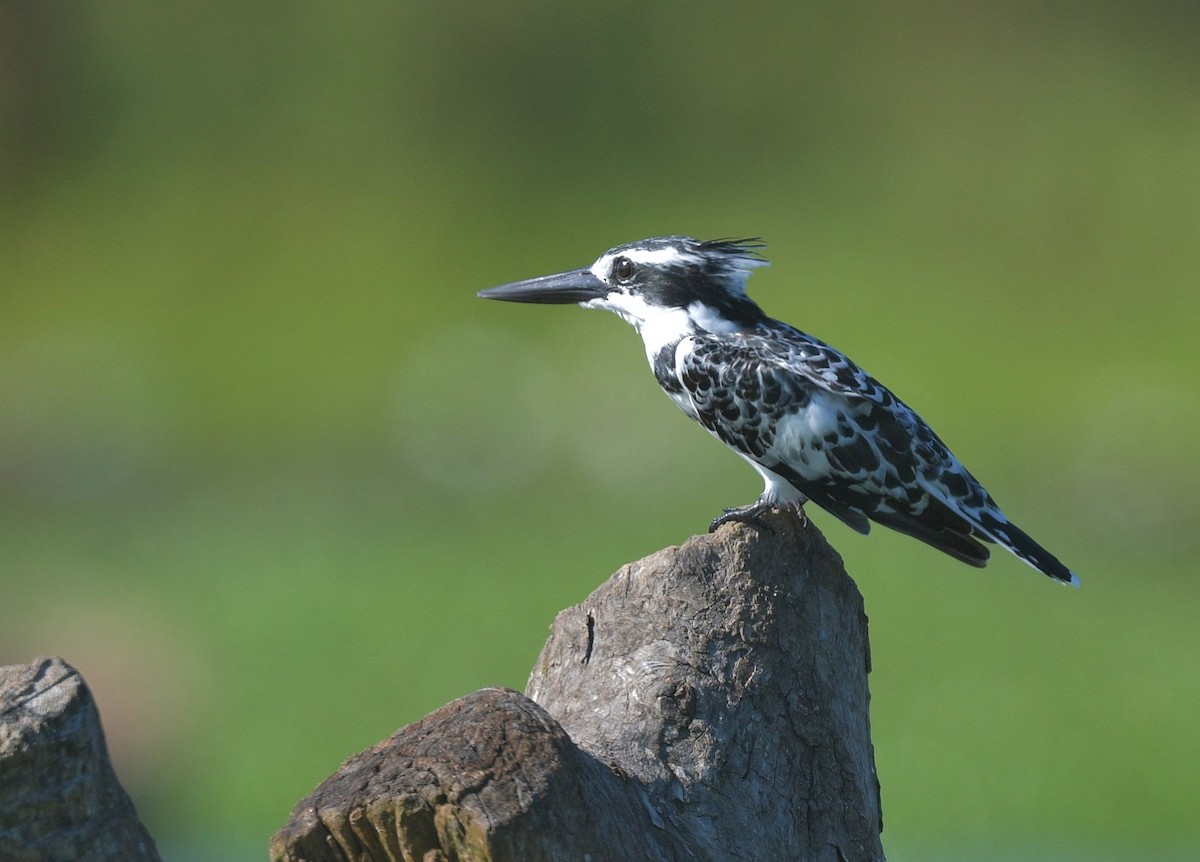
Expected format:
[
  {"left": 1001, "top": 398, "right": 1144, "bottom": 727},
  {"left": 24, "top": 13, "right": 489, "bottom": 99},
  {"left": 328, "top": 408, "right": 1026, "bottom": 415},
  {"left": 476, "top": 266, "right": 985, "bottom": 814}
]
[{"left": 612, "top": 257, "right": 636, "bottom": 283}]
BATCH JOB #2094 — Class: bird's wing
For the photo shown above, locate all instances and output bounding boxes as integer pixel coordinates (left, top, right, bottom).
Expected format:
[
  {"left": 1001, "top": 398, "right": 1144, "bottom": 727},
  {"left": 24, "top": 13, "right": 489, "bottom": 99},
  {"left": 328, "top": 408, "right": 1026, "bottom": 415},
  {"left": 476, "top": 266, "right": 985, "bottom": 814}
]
[
  {"left": 750, "top": 326, "right": 999, "bottom": 510},
  {"left": 677, "top": 327, "right": 1000, "bottom": 563}
]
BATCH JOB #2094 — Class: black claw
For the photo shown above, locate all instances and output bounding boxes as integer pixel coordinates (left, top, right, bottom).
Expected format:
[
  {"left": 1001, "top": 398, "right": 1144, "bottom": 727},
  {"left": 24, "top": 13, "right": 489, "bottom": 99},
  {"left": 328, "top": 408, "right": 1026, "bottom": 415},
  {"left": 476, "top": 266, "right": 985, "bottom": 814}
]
[{"left": 709, "top": 502, "right": 774, "bottom": 534}]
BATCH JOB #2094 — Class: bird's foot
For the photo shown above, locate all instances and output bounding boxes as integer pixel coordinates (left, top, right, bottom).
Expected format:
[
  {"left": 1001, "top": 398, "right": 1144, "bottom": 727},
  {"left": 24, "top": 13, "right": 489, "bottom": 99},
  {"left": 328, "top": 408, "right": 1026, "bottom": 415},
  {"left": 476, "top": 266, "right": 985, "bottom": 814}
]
[
  {"left": 709, "top": 499, "right": 775, "bottom": 534},
  {"left": 784, "top": 497, "right": 809, "bottom": 528},
  {"left": 708, "top": 498, "right": 809, "bottom": 534}
]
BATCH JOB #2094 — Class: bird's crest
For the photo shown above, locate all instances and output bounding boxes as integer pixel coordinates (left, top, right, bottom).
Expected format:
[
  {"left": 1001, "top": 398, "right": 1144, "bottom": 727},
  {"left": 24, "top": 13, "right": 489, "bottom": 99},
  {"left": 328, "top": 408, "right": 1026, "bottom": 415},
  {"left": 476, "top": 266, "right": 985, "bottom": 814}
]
[{"left": 697, "top": 237, "right": 769, "bottom": 265}]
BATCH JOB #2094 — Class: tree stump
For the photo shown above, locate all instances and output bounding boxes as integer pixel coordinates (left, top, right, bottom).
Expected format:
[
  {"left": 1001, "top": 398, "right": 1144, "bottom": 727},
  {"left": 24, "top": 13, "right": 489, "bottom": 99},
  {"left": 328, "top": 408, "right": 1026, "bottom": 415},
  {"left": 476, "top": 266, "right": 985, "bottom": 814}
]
[
  {"left": 271, "top": 513, "right": 884, "bottom": 861},
  {"left": 0, "top": 656, "right": 161, "bottom": 862}
]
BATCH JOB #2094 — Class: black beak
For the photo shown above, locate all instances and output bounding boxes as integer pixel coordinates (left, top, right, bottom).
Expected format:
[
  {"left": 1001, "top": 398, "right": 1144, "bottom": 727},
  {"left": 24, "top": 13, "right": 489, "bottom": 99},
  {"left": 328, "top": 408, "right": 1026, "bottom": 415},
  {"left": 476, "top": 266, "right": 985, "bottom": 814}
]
[{"left": 477, "top": 267, "right": 607, "bottom": 305}]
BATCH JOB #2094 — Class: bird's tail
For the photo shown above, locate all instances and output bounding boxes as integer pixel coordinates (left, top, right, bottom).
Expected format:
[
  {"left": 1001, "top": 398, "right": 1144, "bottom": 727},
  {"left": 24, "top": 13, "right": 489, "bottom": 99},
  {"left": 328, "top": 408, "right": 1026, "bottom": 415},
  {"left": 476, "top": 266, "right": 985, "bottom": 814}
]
[{"left": 978, "top": 515, "right": 1079, "bottom": 587}]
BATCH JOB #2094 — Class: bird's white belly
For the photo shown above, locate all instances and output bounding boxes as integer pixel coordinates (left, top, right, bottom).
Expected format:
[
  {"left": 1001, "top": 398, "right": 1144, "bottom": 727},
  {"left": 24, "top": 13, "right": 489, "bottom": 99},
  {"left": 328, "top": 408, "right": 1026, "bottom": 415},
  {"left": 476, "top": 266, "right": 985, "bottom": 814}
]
[{"left": 739, "top": 454, "right": 808, "bottom": 504}]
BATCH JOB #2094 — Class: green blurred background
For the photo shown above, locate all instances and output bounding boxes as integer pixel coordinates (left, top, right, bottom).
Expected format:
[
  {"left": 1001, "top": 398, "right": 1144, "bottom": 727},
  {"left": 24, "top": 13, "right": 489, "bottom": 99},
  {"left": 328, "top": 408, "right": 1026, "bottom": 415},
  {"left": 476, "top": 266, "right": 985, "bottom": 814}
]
[{"left": 1, "top": 2, "right": 1197, "bottom": 859}]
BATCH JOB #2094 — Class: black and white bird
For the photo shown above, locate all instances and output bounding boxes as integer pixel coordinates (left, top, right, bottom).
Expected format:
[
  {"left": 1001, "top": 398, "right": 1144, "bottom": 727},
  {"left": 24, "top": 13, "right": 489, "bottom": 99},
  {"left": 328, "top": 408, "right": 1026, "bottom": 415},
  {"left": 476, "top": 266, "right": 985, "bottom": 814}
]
[{"left": 479, "top": 236, "right": 1078, "bottom": 586}]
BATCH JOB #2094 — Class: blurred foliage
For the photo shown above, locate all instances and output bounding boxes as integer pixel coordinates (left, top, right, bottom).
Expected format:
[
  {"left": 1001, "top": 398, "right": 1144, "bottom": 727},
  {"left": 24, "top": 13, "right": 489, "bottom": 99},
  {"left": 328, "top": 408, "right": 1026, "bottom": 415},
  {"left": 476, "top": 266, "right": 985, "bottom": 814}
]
[{"left": 1, "top": 2, "right": 1198, "bottom": 860}]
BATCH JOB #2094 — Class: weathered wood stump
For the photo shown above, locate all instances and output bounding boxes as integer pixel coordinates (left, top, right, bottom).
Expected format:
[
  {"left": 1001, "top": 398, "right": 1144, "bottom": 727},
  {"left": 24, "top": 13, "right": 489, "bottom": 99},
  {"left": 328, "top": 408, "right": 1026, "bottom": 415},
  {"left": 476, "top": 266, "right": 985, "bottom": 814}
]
[
  {"left": 0, "top": 656, "right": 161, "bottom": 862},
  {"left": 271, "top": 514, "right": 884, "bottom": 861}
]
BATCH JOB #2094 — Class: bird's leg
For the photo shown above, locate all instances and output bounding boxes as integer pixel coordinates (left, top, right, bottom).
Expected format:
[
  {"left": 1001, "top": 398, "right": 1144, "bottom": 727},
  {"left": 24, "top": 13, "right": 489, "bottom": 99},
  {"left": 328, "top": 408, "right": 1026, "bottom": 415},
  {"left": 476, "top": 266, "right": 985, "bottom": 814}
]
[{"left": 709, "top": 498, "right": 775, "bottom": 533}]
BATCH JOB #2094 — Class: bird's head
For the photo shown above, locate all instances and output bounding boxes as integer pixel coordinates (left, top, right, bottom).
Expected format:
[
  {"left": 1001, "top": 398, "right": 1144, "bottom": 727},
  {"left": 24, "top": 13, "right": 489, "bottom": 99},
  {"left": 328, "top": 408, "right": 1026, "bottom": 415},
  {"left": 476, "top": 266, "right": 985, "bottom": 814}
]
[{"left": 478, "top": 236, "right": 770, "bottom": 333}]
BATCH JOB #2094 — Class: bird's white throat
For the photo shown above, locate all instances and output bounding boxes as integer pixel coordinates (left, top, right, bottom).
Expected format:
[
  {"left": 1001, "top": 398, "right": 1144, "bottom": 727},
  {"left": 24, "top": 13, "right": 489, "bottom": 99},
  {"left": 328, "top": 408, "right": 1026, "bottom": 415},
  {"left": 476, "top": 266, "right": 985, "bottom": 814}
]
[{"left": 582, "top": 292, "right": 741, "bottom": 360}]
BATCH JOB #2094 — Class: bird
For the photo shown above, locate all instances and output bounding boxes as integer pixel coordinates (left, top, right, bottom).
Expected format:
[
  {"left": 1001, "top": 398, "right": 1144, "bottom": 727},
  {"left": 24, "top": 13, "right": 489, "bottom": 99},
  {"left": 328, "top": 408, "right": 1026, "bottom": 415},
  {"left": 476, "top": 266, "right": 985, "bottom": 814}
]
[{"left": 478, "top": 236, "right": 1078, "bottom": 586}]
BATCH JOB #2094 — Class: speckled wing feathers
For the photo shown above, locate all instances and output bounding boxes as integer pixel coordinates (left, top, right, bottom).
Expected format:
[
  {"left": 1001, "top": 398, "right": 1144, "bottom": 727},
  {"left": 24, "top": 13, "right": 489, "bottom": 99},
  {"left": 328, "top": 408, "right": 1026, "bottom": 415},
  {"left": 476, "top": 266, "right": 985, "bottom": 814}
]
[{"left": 676, "top": 324, "right": 1019, "bottom": 570}]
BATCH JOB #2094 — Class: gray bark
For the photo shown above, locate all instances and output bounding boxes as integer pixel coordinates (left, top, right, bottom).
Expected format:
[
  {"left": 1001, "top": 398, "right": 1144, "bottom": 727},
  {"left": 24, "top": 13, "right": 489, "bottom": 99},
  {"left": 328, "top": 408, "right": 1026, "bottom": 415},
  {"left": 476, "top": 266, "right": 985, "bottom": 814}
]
[
  {"left": 272, "top": 514, "right": 884, "bottom": 861},
  {"left": 0, "top": 656, "right": 161, "bottom": 862}
]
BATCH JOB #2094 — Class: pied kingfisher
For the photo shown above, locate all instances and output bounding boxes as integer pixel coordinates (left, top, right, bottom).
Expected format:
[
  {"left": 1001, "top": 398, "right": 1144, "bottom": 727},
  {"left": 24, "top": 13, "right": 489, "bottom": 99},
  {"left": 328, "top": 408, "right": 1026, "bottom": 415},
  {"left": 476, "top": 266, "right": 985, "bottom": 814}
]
[{"left": 478, "top": 236, "right": 1078, "bottom": 585}]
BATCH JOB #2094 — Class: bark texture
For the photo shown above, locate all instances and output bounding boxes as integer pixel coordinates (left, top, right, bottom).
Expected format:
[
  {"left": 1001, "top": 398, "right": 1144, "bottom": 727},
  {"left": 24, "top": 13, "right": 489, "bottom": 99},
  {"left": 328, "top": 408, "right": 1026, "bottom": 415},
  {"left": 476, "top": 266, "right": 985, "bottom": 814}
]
[
  {"left": 272, "top": 514, "right": 884, "bottom": 861},
  {"left": 0, "top": 656, "right": 161, "bottom": 862}
]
